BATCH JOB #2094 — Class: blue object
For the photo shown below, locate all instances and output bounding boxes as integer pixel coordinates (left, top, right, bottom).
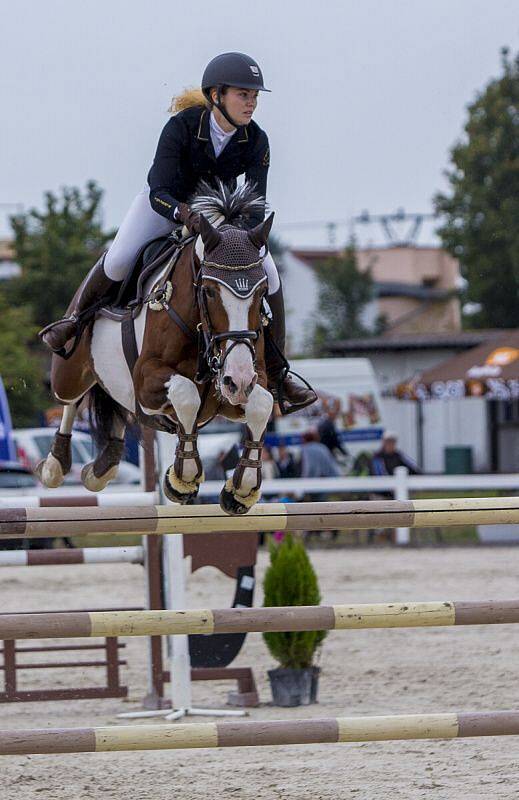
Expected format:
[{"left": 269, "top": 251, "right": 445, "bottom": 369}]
[
  {"left": 0, "top": 378, "right": 16, "bottom": 460},
  {"left": 265, "top": 427, "right": 384, "bottom": 447}
]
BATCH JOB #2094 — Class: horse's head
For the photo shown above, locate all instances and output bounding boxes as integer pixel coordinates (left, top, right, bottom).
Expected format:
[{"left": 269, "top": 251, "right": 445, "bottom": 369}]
[{"left": 197, "top": 212, "right": 274, "bottom": 406}]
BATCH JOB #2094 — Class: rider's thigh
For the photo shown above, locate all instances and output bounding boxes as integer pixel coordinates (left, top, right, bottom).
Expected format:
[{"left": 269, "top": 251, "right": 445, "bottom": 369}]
[
  {"left": 105, "top": 187, "right": 174, "bottom": 281},
  {"left": 262, "top": 250, "right": 280, "bottom": 295}
]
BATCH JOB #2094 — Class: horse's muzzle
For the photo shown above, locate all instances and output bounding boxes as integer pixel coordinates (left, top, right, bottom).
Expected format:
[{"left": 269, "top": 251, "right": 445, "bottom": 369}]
[{"left": 221, "top": 373, "right": 257, "bottom": 405}]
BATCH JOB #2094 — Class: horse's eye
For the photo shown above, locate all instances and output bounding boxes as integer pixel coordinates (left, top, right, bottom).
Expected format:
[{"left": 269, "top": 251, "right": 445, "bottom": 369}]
[{"left": 205, "top": 287, "right": 215, "bottom": 300}]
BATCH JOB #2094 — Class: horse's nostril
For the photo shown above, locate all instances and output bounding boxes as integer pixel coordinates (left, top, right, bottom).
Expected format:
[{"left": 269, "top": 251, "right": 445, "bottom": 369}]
[{"left": 223, "top": 376, "right": 238, "bottom": 393}]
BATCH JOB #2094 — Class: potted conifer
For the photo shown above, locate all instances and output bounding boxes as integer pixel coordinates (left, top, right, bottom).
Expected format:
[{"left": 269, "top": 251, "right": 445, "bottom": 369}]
[{"left": 262, "top": 534, "right": 327, "bottom": 707}]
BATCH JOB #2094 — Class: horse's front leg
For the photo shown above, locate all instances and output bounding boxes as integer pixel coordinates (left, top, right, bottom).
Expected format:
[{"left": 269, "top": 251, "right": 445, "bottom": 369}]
[
  {"left": 137, "top": 363, "right": 203, "bottom": 504},
  {"left": 220, "top": 384, "right": 274, "bottom": 516},
  {"left": 162, "top": 374, "right": 204, "bottom": 504}
]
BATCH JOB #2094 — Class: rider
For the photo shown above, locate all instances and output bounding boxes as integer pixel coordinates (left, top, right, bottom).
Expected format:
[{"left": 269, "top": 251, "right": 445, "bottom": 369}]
[{"left": 41, "top": 52, "right": 315, "bottom": 413}]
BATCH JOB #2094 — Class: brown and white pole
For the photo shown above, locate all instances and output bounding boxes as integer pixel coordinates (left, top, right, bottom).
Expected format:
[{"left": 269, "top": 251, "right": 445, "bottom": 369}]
[{"left": 1, "top": 711, "right": 519, "bottom": 755}]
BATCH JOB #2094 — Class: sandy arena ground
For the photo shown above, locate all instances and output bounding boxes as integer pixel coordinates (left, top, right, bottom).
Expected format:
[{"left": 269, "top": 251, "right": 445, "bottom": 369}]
[{"left": 1, "top": 544, "right": 519, "bottom": 799}]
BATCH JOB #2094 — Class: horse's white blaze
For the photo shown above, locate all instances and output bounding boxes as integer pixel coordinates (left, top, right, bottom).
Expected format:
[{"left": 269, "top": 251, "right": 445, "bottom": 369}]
[
  {"left": 166, "top": 375, "right": 201, "bottom": 484},
  {"left": 238, "top": 383, "right": 273, "bottom": 497},
  {"left": 219, "top": 287, "right": 257, "bottom": 405}
]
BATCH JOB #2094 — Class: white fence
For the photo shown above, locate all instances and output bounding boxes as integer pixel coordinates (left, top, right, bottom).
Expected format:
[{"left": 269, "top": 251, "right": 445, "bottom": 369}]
[{"left": 198, "top": 468, "right": 519, "bottom": 545}]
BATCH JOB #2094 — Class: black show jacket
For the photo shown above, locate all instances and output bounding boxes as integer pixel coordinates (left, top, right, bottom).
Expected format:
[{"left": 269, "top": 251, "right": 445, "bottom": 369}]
[{"left": 147, "top": 106, "right": 270, "bottom": 228}]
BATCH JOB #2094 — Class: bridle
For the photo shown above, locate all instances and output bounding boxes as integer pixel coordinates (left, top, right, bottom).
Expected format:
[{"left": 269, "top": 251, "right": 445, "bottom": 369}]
[{"left": 191, "top": 246, "right": 266, "bottom": 378}]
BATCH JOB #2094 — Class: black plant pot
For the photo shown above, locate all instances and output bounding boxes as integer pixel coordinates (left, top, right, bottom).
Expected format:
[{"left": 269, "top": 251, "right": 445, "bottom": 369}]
[{"left": 268, "top": 666, "right": 320, "bottom": 707}]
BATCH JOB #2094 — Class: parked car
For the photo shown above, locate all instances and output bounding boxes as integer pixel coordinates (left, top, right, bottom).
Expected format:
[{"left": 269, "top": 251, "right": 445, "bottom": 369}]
[
  {"left": 0, "top": 460, "right": 39, "bottom": 491},
  {"left": 0, "top": 461, "right": 53, "bottom": 548},
  {"left": 13, "top": 428, "right": 141, "bottom": 485}
]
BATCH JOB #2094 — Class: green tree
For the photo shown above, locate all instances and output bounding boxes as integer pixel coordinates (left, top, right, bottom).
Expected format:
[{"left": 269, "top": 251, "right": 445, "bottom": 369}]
[
  {"left": 0, "top": 291, "right": 47, "bottom": 426},
  {"left": 309, "top": 239, "right": 376, "bottom": 353},
  {"left": 8, "top": 181, "right": 114, "bottom": 329},
  {"left": 434, "top": 47, "right": 519, "bottom": 328}
]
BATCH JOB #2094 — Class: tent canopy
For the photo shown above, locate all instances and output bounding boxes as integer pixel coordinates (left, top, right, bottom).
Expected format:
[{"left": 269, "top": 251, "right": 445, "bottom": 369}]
[{"left": 400, "top": 330, "right": 519, "bottom": 401}]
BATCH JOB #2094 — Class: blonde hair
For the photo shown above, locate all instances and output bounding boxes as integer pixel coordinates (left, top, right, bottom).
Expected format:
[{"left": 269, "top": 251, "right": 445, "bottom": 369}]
[{"left": 169, "top": 87, "right": 209, "bottom": 114}]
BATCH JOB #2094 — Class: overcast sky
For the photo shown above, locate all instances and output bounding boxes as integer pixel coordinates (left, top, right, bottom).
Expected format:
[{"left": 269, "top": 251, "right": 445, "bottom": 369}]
[{"left": 1, "top": 0, "right": 518, "bottom": 247}]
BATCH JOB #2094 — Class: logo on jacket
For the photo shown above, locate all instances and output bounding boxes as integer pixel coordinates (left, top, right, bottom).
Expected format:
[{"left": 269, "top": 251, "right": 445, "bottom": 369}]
[{"left": 235, "top": 277, "right": 249, "bottom": 292}]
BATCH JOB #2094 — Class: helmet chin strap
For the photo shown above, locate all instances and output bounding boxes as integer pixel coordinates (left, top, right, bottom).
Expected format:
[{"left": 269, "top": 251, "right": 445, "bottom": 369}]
[{"left": 211, "top": 86, "right": 241, "bottom": 130}]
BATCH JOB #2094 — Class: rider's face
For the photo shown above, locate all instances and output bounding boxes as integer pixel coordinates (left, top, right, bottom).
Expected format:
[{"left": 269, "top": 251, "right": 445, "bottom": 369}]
[{"left": 220, "top": 87, "right": 258, "bottom": 126}]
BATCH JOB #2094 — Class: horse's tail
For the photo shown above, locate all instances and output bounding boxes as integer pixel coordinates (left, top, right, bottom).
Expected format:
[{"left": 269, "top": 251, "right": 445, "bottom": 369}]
[{"left": 88, "top": 384, "right": 130, "bottom": 449}]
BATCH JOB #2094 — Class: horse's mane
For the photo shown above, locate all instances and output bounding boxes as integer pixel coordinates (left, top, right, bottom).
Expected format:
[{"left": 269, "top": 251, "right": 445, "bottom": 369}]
[{"left": 190, "top": 181, "right": 265, "bottom": 226}]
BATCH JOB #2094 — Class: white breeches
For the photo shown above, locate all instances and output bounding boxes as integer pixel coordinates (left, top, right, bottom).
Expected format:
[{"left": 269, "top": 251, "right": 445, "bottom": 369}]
[
  {"left": 104, "top": 188, "right": 173, "bottom": 281},
  {"left": 104, "top": 188, "right": 280, "bottom": 294}
]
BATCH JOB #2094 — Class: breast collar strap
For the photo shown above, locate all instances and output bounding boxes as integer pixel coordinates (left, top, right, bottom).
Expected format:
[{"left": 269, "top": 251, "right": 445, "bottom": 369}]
[{"left": 144, "top": 238, "right": 198, "bottom": 343}]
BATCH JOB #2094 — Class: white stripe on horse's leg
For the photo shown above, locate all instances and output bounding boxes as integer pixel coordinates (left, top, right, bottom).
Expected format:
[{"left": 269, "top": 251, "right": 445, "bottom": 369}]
[
  {"left": 59, "top": 404, "right": 77, "bottom": 435},
  {"left": 236, "top": 384, "right": 273, "bottom": 498},
  {"left": 165, "top": 375, "right": 201, "bottom": 484},
  {"left": 111, "top": 416, "right": 126, "bottom": 440}
]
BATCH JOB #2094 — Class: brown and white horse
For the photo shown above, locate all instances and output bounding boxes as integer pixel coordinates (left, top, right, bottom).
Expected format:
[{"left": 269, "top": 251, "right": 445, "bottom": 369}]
[{"left": 37, "top": 185, "right": 275, "bottom": 515}]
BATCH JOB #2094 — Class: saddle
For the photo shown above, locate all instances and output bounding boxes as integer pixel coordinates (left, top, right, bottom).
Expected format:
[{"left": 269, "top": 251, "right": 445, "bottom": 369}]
[{"left": 100, "top": 226, "right": 186, "bottom": 319}]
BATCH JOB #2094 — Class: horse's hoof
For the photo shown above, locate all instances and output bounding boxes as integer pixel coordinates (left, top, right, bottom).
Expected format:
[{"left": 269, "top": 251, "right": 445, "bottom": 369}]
[
  {"left": 35, "top": 455, "right": 65, "bottom": 488},
  {"left": 163, "top": 473, "right": 199, "bottom": 505},
  {"left": 219, "top": 486, "right": 250, "bottom": 516},
  {"left": 81, "top": 462, "right": 118, "bottom": 492},
  {"left": 220, "top": 479, "right": 262, "bottom": 516}
]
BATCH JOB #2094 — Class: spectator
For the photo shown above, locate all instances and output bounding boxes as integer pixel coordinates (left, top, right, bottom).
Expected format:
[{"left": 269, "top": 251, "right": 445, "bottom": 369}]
[
  {"left": 275, "top": 444, "right": 299, "bottom": 478},
  {"left": 318, "top": 411, "right": 348, "bottom": 459},
  {"left": 365, "top": 432, "right": 420, "bottom": 545},
  {"left": 205, "top": 450, "right": 227, "bottom": 481},
  {"left": 202, "top": 449, "right": 227, "bottom": 504},
  {"left": 370, "top": 431, "right": 421, "bottom": 476},
  {"left": 300, "top": 430, "right": 341, "bottom": 541},
  {"left": 350, "top": 450, "right": 373, "bottom": 477},
  {"left": 300, "top": 430, "right": 342, "bottom": 478},
  {"left": 261, "top": 446, "right": 279, "bottom": 480}
]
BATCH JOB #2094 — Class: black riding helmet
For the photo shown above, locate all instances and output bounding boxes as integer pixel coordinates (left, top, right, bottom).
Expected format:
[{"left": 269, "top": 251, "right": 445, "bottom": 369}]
[{"left": 202, "top": 52, "right": 270, "bottom": 127}]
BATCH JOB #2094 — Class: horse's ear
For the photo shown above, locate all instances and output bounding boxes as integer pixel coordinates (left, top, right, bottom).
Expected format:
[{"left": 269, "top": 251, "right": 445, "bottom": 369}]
[
  {"left": 199, "top": 214, "right": 222, "bottom": 252},
  {"left": 248, "top": 212, "right": 275, "bottom": 250}
]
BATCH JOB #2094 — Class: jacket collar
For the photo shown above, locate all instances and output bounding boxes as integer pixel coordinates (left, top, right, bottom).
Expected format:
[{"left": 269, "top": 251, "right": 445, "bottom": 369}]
[{"left": 197, "top": 109, "right": 249, "bottom": 145}]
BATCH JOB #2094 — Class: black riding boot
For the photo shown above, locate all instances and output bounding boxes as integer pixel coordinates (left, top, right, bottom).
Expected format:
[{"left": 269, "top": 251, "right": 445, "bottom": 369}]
[
  {"left": 264, "top": 285, "right": 317, "bottom": 414},
  {"left": 39, "top": 254, "right": 117, "bottom": 355}
]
